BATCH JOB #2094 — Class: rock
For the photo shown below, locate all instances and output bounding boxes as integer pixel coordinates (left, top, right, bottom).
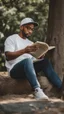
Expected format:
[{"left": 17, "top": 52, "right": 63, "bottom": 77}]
[{"left": 0, "top": 97, "right": 64, "bottom": 114}]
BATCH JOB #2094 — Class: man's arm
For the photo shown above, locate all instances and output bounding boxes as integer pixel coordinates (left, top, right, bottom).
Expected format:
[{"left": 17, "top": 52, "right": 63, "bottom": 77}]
[
  {"left": 5, "top": 49, "right": 25, "bottom": 61},
  {"left": 5, "top": 45, "right": 38, "bottom": 61}
]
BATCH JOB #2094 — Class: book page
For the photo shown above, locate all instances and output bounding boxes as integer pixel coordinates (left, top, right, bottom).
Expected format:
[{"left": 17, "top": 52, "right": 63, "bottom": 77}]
[
  {"left": 30, "top": 41, "right": 49, "bottom": 58},
  {"left": 48, "top": 46, "right": 55, "bottom": 50}
]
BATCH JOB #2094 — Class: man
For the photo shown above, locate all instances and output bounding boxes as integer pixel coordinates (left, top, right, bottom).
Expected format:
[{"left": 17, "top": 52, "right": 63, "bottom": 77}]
[{"left": 4, "top": 17, "right": 64, "bottom": 100}]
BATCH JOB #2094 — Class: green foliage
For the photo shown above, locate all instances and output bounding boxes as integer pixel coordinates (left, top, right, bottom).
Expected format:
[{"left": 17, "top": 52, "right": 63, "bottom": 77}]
[
  {"left": 0, "top": 0, "right": 49, "bottom": 71},
  {"left": 0, "top": 0, "right": 49, "bottom": 41}
]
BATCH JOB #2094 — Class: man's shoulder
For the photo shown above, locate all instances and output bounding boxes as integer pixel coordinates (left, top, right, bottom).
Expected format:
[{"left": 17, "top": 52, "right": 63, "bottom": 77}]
[
  {"left": 7, "top": 34, "right": 18, "bottom": 39},
  {"left": 5, "top": 34, "right": 18, "bottom": 41}
]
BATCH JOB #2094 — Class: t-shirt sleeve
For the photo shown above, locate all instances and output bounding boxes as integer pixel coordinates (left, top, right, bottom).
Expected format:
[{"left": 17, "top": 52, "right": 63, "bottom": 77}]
[{"left": 4, "top": 37, "right": 15, "bottom": 52}]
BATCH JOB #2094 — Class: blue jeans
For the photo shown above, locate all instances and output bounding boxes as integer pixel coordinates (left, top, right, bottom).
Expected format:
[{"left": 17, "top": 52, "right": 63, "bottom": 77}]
[{"left": 10, "top": 58, "right": 62, "bottom": 89}]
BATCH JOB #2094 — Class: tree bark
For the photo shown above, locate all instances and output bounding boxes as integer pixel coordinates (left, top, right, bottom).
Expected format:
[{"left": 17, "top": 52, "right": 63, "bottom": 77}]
[{"left": 46, "top": 0, "right": 64, "bottom": 80}]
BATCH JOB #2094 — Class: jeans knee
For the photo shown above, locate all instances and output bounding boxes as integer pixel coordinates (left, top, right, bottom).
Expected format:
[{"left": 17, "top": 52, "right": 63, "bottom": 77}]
[
  {"left": 25, "top": 58, "right": 33, "bottom": 63},
  {"left": 24, "top": 58, "right": 33, "bottom": 67}
]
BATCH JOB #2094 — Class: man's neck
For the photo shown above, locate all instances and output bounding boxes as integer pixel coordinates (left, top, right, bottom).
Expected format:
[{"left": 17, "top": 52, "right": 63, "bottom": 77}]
[{"left": 18, "top": 32, "right": 26, "bottom": 39}]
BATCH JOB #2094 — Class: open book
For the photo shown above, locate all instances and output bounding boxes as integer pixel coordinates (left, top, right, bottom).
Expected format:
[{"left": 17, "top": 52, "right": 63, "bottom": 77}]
[{"left": 30, "top": 41, "right": 55, "bottom": 58}]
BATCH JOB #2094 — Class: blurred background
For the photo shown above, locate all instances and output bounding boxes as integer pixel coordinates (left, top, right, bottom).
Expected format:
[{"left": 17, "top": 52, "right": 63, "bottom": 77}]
[{"left": 0, "top": 0, "right": 49, "bottom": 71}]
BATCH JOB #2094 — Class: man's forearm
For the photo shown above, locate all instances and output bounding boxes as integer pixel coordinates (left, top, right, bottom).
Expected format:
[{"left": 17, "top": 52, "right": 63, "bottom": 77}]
[{"left": 5, "top": 49, "right": 26, "bottom": 61}]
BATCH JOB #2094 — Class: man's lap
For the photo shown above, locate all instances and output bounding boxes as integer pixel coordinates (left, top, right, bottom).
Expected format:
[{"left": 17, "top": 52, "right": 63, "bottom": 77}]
[{"left": 10, "top": 58, "right": 48, "bottom": 79}]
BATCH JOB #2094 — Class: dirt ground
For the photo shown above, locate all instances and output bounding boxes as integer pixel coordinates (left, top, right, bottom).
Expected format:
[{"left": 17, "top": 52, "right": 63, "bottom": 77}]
[{"left": 0, "top": 72, "right": 64, "bottom": 114}]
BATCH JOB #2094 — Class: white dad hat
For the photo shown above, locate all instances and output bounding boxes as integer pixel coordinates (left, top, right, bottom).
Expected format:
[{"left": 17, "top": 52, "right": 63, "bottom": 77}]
[{"left": 20, "top": 17, "right": 38, "bottom": 27}]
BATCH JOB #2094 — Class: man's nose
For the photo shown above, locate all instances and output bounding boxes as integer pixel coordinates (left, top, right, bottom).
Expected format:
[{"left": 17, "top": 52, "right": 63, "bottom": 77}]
[{"left": 29, "top": 29, "right": 33, "bottom": 34}]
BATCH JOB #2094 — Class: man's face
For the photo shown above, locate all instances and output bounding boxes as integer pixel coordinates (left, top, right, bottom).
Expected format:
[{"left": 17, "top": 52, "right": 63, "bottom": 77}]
[{"left": 20, "top": 24, "right": 34, "bottom": 38}]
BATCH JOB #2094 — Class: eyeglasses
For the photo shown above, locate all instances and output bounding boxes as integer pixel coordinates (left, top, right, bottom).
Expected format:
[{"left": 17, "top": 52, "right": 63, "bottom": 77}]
[{"left": 24, "top": 25, "right": 34, "bottom": 31}]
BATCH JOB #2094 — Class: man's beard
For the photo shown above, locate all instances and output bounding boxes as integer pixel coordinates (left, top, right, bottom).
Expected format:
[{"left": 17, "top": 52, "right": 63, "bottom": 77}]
[{"left": 22, "top": 30, "right": 30, "bottom": 38}]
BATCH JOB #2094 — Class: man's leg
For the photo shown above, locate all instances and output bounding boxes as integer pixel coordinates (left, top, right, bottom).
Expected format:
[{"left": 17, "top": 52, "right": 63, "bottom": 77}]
[
  {"left": 10, "top": 58, "right": 40, "bottom": 89},
  {"left": 10, "top": 58, "right": 48, "bottom": 100},
  {"left": 34, "top": 58, "right": 62, "bottom": 89}
]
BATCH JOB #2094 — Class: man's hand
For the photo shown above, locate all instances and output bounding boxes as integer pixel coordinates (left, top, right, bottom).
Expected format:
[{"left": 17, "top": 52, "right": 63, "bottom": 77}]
[{"left": 25, "top": 45, "right": 39, "bottom": 53}]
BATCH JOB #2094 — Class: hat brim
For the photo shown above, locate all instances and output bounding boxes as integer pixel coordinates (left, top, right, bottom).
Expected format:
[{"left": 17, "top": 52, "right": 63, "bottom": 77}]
[
  {"left": 32, "top": 22, "right": 38, "bottom": 27},
  {"left": 21, "top": 22, "right": 38, "bottom": 27}
]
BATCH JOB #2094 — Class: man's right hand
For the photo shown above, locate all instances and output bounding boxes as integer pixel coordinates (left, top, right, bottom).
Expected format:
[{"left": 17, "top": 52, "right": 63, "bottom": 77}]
[{"left": 25, "top": 45, "right": 39, "bottom": 53}]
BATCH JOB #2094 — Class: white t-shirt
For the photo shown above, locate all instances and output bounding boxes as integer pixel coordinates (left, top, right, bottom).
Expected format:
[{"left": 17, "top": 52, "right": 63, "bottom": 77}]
[{"left": 4, "top": 34, "right": 36, "bottom": 73}]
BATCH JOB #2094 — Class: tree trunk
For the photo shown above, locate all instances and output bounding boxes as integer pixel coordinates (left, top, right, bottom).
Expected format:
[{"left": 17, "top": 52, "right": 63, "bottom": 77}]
[{"left": 46, "top": 0, "right": 64, "bottom": 80}]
